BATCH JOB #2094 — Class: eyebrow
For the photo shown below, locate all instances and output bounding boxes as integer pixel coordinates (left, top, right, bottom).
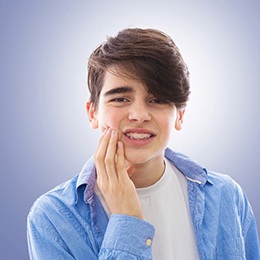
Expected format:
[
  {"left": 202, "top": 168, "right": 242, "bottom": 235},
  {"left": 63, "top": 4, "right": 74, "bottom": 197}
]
[{"left": 103, "top": 86, "right": 134, "bottom": 97}]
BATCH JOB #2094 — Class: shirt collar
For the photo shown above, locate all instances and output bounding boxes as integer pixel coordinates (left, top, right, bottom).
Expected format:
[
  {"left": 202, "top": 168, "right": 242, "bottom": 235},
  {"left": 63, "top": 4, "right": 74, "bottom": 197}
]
[
  {"left": 75, "top": 156, "right": 96, "bottom": 204},
  {"left": 164, "top": 148, "right": 212, "bottom": 186},
  {"left": 75, "top": 147, "right": 212, "bottom": 204}
]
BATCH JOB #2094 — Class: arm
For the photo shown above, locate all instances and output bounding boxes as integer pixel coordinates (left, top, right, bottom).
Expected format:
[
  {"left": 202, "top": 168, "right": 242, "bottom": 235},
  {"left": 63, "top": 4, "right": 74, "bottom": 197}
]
[
  {"left": 244, "top": 213, "right": 260, "bottom": 260},
  {"left": 240, "top": 193, "right": 260, "bottom": 259},
  {"left": 27, "top": 128, "right": 154, "bottom": 260},
  {"left": 233, "top": 181, "right": 260, "bottom": 259},
  {"left": 99, "top": 214, "right": 154, "bottom": 259},
  {"left": 95, "top": 128, "right": 154, "bottom": 259},
  {"left": 27, "top": 206, "right": 154, "bottom": 260},
  {"left": 27, "top": 201, "right": 99, "bottom": 260},
  {"left": 27, "top": 208, "right": 76, "bottom": 260}
]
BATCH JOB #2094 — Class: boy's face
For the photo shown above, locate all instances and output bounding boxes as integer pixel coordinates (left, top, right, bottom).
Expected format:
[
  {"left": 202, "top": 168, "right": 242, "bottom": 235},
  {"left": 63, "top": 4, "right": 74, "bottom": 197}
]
[{"left": 87, "top": 67, "right": 184, "bottom": 166}]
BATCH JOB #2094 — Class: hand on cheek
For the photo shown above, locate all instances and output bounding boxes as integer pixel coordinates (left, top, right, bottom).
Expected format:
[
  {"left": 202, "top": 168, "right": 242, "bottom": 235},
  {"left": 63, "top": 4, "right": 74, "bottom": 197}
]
[{"left": 94, "top": 128, "right": 143, "bottom": 219}]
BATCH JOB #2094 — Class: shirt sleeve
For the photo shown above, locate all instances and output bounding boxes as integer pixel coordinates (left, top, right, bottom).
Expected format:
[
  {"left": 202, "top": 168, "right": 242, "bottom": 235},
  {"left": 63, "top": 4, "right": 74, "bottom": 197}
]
[
  {"left": 99, "top": 214, "right": 155, "bottom": 259},
  {"left": 240, "top": 195, "right": 260, "bottom": 259},
  {"left": 244, "top": 213, "right": 260, "bottom": 260},
  {"left": 27, "top": 208, "right": 76, "bottom": 260},
  {"left": 27, "top": 202, "right": 155, "bottom": 260},
  {"left": 27, "top": 200, "right": 99, "bottom": 260},
  {"left": 233, "top": 182, "right": 260, "bottom": 259}
]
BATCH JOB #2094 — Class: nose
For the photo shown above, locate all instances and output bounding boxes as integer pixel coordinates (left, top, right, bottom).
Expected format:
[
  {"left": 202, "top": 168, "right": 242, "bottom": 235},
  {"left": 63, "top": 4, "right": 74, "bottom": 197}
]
[{"left": 128, "top": 101, "right": 152, "bottom": 123}]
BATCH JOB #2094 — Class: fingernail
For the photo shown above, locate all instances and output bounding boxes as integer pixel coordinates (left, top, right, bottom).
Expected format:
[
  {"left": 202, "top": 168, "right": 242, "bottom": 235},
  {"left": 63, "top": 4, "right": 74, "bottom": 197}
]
[
  {"left": 111, "top": 129, "right": 116, "bottom": 136},
  {"left": 102, "top": 128, "right": 108, "bottom": 135},
  {"left": 107, "top": 128, "right": 112, "bottom": 135}
]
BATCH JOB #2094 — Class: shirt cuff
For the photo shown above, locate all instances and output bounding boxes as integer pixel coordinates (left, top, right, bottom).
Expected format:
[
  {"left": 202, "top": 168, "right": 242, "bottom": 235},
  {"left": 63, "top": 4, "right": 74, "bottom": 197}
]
[{"left": 101, "top": 214, "right": 155, "bottom": 257}]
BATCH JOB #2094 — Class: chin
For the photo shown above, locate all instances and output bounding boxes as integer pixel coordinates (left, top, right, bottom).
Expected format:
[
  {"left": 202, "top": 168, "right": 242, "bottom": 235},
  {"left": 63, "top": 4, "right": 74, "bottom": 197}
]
[
  {"left": 124, "top": 148, "right": 159, "bottom": 166},
  {"left": 124, "top": 149, "right": 142, "bottom": 164}
]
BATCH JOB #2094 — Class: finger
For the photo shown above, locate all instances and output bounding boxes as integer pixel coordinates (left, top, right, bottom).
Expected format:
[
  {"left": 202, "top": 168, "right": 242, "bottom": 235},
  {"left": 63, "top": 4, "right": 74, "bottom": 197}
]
[
  {"left": 127, "top": 165, "right": 135, "bottom": 178},
  {"left": 116, "top": 141, "right": 128, "bottom": 182},
  {"left": 95, "top": 128, "right": 109, "bottom": 154},
  {"left": 105, "top": 129, "right": 118, "bottom": 182},
  {"left": 94, "top": 128, "right": 111, "bottom": 181}
]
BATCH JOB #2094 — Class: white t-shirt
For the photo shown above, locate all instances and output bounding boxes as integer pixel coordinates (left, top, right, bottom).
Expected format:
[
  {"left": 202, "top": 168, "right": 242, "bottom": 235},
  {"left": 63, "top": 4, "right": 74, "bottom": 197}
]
[{"left": 95, "top": 159, "right": 200, "bottom": 259}]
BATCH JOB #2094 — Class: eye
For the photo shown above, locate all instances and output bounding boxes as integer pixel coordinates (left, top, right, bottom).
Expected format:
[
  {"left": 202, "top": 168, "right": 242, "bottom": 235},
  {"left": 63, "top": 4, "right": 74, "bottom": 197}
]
[
  {"left": 149, "top": 98, "right": 169, "bottom": 104},
  {"left": 111, "top": 97, "right": 129, "bottom": 103}
]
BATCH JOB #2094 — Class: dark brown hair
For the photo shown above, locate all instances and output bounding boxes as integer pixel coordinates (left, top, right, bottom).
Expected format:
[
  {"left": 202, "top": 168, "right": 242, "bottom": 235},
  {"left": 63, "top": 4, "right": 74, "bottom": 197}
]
[{"left": 87, "top": 28, "right": 190, "bottom": 109}]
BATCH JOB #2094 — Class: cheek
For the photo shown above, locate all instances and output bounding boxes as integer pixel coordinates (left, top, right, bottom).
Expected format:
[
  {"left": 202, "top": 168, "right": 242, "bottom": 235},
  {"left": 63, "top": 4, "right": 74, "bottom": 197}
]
[
  {"left": 160, "top": 123, "right": 173, "bottom": 141},
  {"left": 158, "top": 114, "right": 175, "bottom": 136},
  {"left": 99, "top": 110, "right": 122, "bottom": 130}
]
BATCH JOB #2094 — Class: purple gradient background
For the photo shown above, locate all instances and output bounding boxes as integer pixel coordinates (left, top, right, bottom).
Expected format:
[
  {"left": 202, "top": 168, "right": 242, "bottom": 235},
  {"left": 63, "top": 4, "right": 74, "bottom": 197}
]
[{"left": 1, "top": 1, "right": 259, "bottom": 259}]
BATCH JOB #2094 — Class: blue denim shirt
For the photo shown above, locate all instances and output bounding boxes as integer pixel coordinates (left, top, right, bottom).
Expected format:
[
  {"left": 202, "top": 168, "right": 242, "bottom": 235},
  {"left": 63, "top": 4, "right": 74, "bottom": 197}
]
[{"left": 27, "top": 148, "right": 260, "bottom": 259}]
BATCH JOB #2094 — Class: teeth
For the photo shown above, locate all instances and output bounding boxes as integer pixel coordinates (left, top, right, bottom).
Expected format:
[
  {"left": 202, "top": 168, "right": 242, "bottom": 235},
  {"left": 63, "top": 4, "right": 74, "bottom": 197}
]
[{"left": 126, "top": 133, "right": 152, "bottom": 140}]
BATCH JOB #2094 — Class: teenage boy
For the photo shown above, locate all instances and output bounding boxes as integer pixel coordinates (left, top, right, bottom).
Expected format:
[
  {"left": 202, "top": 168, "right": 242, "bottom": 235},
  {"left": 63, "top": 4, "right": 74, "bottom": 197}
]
[{"left": 27, "top": 28, "right": 260, "bottom": 259}]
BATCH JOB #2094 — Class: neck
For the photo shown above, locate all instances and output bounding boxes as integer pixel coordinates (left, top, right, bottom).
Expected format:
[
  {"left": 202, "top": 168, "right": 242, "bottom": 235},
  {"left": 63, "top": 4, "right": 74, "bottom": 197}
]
[{"left": 127, "top": 155, "right": 165, "bottom": 188}]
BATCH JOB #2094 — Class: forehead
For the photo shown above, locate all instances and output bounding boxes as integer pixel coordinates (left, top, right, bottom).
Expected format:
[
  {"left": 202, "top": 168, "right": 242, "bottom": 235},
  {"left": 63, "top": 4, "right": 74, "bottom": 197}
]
[{"left": 101, "top": 67, "right": 148, "bottom": 95}]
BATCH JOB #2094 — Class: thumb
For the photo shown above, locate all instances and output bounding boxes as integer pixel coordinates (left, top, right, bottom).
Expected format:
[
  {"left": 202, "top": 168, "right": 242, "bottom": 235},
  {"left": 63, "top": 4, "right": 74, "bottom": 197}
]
[{"left": 127, "top": 165, "right": 135, "bottom": 178}]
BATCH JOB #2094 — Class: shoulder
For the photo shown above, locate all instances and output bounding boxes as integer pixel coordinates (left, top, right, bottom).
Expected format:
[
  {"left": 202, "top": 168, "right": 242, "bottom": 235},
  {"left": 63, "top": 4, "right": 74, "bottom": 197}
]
[
  {"left": 205, "top": 170, "right": 247, "bottom": 206},
  {"left": 28, "top": 175, "right": 79, "bottom": 221},
  {"left": 206, "top": 171, "right": 254, "bottom": 226},
  {"left": 28, "top": 156, "right": 96, "bottom": 222},
  {"left": 207, "top": 171, "right": 239, "bottom": 190},
  {"left": 206, "top": 170, "right": 245, "bottom": 199}
]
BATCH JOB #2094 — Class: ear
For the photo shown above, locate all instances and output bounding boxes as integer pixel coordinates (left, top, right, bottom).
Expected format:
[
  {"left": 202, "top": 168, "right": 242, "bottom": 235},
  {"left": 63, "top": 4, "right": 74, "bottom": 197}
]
[
  {"left": 175, "top": 109, "right": 185, "bottom": 131},
  {"left": 86, "top": 101, "right": 99, "bottom": 129}
]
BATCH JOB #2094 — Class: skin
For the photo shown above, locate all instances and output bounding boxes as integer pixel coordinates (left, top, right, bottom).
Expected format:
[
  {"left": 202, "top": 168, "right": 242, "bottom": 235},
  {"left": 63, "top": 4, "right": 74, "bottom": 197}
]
[{"left": 87, "top": 66, "right": 185, "bottom": 219}]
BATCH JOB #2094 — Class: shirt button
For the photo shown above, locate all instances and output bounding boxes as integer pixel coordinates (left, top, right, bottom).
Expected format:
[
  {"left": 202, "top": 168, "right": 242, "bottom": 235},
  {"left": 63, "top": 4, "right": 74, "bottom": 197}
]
[{"left": 146, "top": 239, "right": 152, "bottom": 246}]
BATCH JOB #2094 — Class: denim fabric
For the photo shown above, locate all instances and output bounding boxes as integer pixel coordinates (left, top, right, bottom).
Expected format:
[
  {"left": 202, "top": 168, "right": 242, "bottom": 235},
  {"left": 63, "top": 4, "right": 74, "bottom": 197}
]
[{"left": 27, "top": 148, "right": 260, "bottom": 259}]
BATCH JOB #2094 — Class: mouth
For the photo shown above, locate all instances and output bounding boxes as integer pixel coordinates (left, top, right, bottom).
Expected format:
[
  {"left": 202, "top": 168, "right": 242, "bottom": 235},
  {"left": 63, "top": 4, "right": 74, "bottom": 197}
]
[
  {"left": 125, "top": 132, "right": 154, "bottom": 140},
  {"left": 123, "top": 129, "right": 156, "bottom": 141}
]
